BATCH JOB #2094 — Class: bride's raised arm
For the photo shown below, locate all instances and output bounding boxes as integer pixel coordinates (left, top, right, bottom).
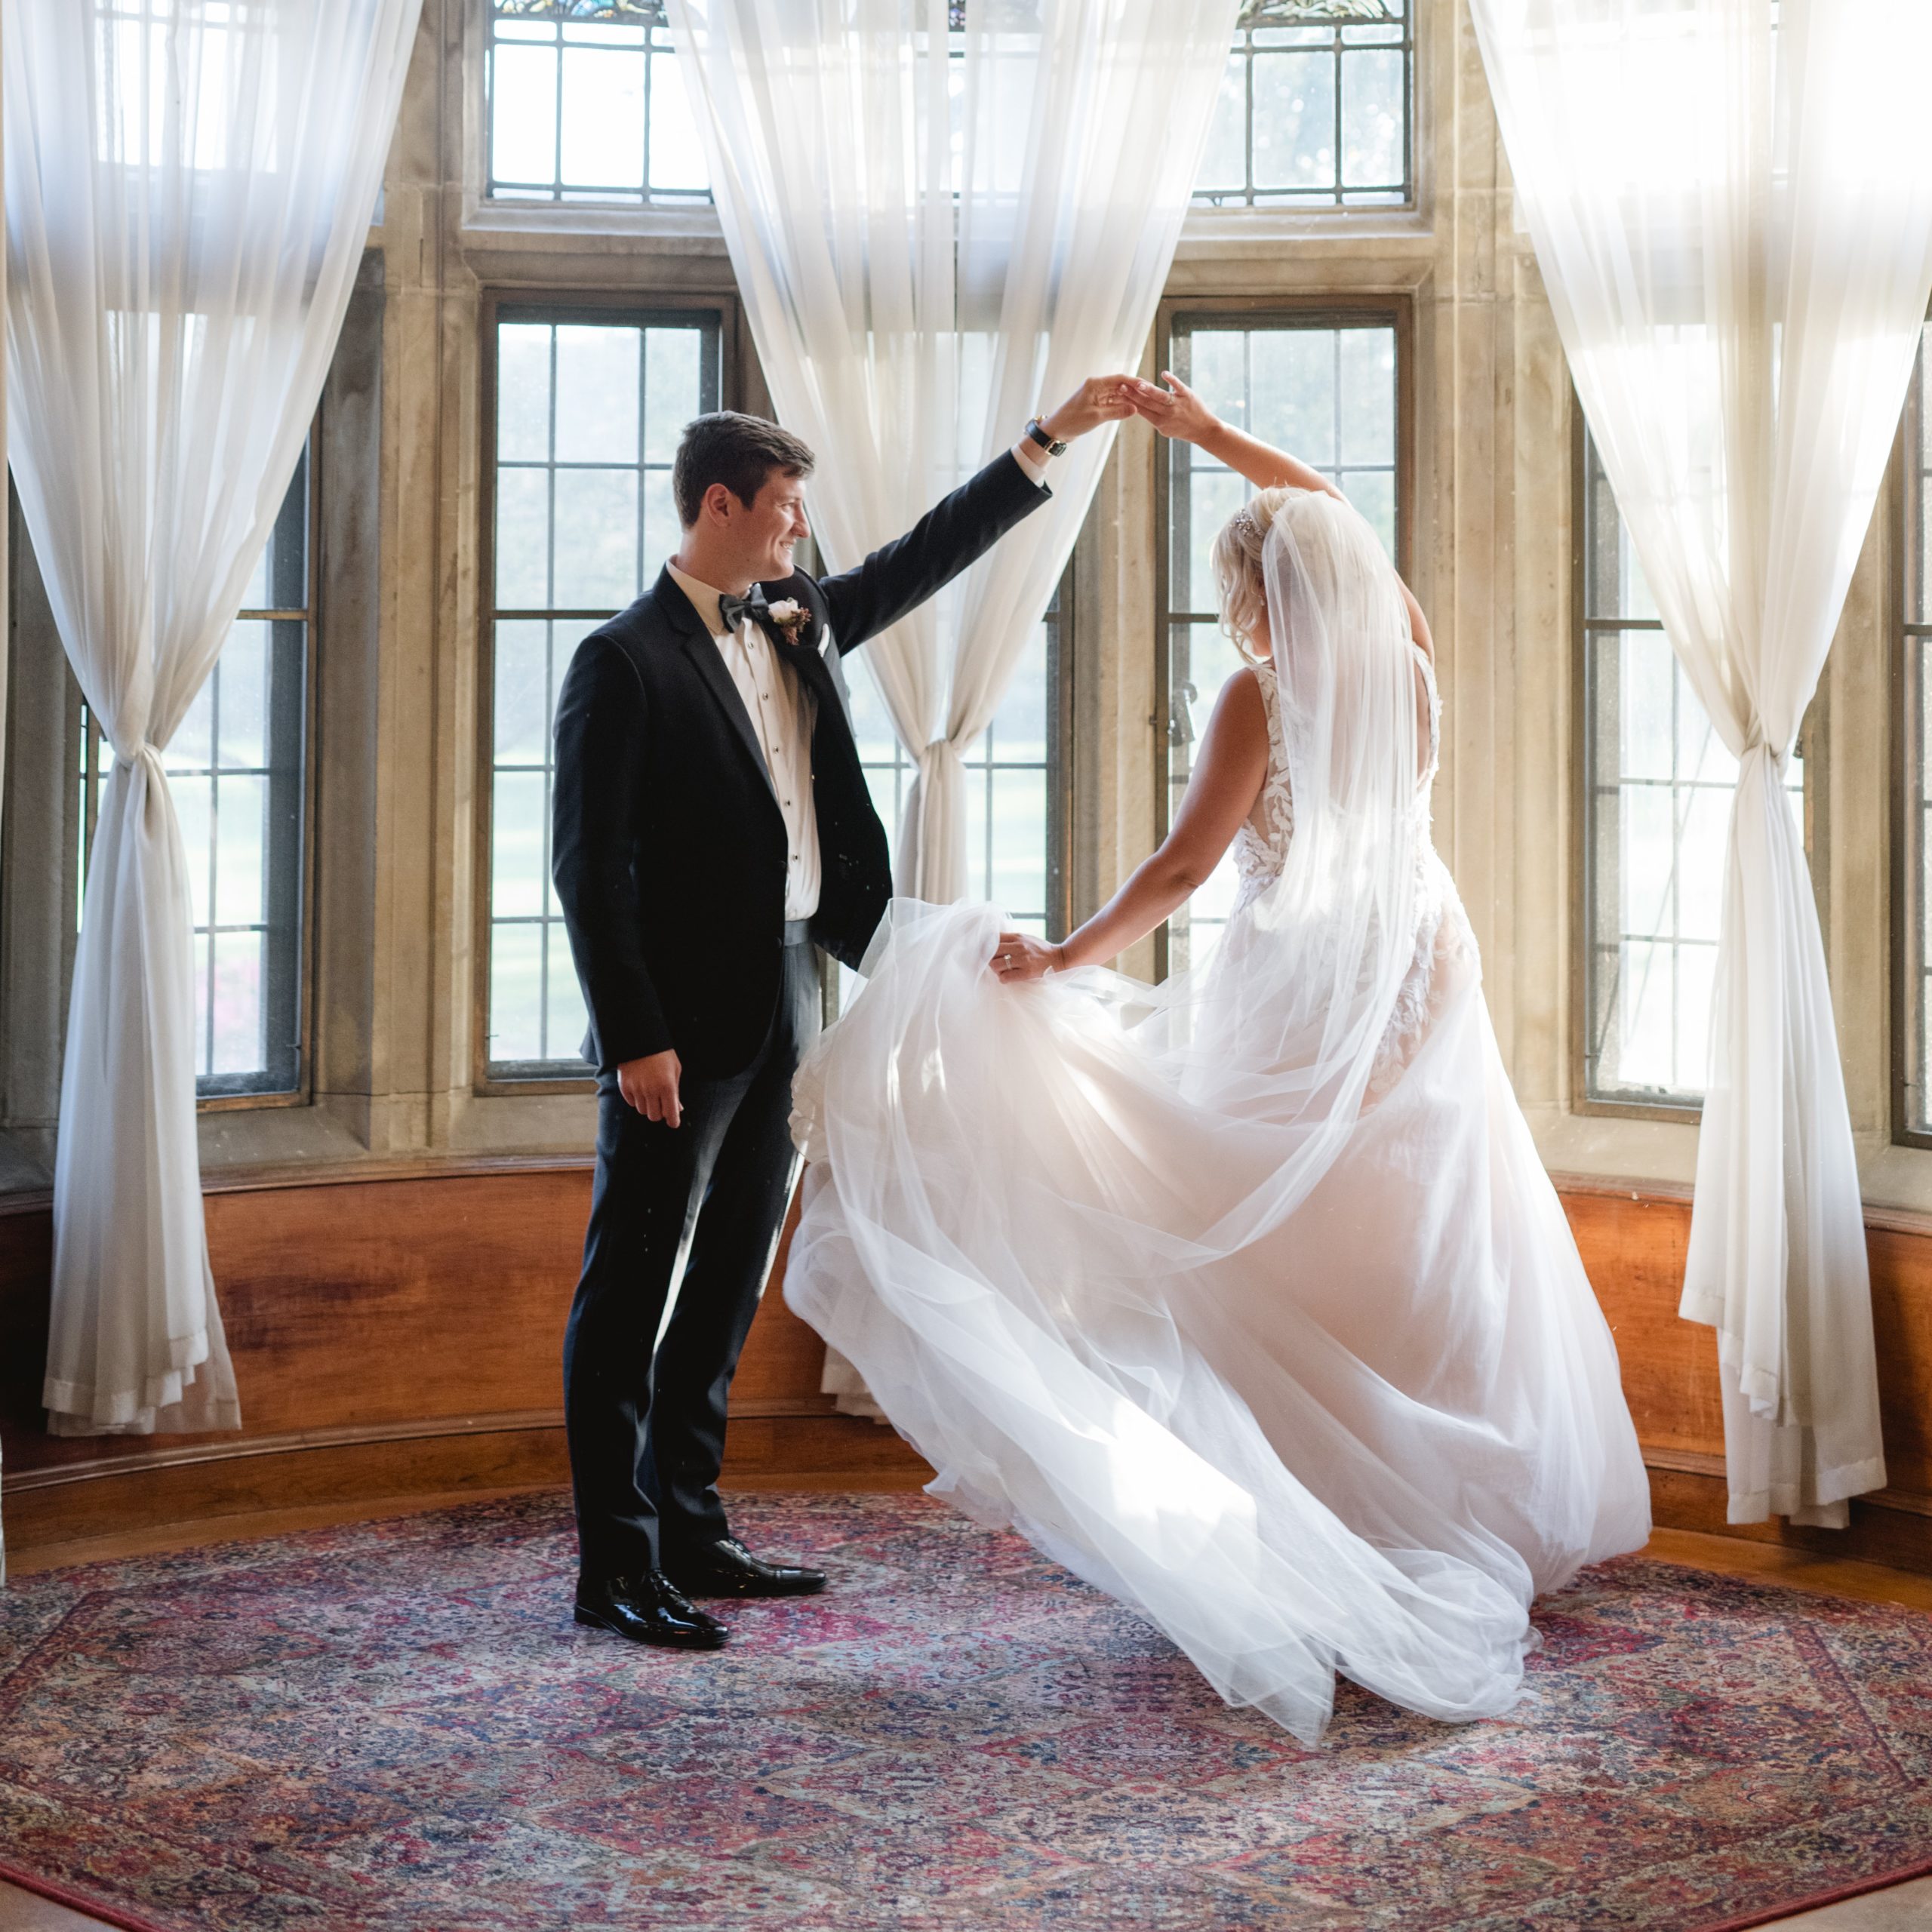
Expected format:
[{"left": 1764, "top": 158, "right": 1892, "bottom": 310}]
[
  {"left": 992, "top": 667, "right": 1270, "bottom": 982},
  {"left": 1127, "top": 371, "right": 1338, "bottom": 500},
  {"left": 1128, "top": 373, "right": 1433, "bottom": 662}
]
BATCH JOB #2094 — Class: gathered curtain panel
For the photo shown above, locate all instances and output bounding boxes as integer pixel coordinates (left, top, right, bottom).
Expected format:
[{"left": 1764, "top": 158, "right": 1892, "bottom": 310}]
[
  {"left": 664, "top": 0, "right": 1237, "bottom": 900},
  {"left": 664, "top": 0, "right": 1237, "bottom": 1416},
  {"left": 1472, "top": 0, "right": 1932, "bottom": 1522},
  {"left": 11, "top": 0, "right": 423, "bottom": 1435}
]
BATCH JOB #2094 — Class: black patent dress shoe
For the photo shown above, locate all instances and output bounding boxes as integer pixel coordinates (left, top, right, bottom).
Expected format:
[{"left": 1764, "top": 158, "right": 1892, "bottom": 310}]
[
  {"left": 574, "top": 1571, "right": 730, "bottom": 1649},
  {"left": 663, "top": 1535, "right": 828, "bottom": 1598}
]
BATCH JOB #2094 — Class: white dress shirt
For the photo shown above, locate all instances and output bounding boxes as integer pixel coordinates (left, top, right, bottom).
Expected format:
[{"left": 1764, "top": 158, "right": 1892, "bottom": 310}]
[
  {"left": 665, "top": 435, "right": 1054, "bottom": 923},
  {"left": 668, "top": 561, "right": 822, "bottom": 921}
]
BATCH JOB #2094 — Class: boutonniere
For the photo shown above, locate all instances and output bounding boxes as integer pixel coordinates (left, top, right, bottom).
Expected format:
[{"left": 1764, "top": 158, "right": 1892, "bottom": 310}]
[{"left": 764, "top": 598, "right": 811, "bottom": 645}]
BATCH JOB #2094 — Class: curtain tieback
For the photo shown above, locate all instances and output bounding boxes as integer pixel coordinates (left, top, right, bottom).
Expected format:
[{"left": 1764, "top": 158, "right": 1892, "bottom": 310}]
[{"left": 1740, "top": 733, "right": 1789, "bottom": 777}]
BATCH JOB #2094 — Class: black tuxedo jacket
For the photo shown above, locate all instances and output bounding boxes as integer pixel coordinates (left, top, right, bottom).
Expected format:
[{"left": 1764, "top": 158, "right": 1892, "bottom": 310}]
[{"left": 551, "top": 450, "right": 1051, "bottom": 1078}]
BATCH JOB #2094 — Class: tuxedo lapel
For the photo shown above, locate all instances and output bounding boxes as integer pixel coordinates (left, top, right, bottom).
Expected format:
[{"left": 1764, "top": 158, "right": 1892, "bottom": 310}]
[
  {"left": 652, "top": 567, "right": 781, "bottom": 808},
  {"left": 768, "top": 627, "right": 837, "bottom": 706}
]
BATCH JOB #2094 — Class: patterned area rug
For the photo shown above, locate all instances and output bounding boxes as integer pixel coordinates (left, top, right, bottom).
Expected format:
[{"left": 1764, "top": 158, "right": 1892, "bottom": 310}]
[{"left": 3, "top": 1491, "right": 1931, "bottom": 1932}]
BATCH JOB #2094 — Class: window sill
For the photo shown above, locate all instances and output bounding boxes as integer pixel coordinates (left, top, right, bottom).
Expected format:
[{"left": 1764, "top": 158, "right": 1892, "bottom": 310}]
[
  {"left": 3, "top": 1099, "right": 1930, "bottom": 1226},
  {"left": 197, "top": 1100, "right": 375, "bottom": 1174},
  {"left": 1854, "top": 1140, "right": 1932, "bottom": 1222},
  {"left": 198, "top": 1088, "right": 309, "bottom": 1115},
  {"left": 1524, "top": 1104, "right": 1932, "bottom": 1226},
  {"left": 1523, "top": 1100, "right": 1701, "bottom": 1192},
  {"left": 1176, "top": 205, "right": 1433, "bottom": 258},
  {"left": 448, "top": 1084, "right": 597, "bottom": 1156},
  {"left": 458, "top": 198, "right": 728, "bottom": 256}
]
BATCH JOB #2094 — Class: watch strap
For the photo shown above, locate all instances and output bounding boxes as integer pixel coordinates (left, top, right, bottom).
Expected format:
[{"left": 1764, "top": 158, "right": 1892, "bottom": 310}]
[{"left": 1025, "top": 416, "right": 1069, "bottom": 458}]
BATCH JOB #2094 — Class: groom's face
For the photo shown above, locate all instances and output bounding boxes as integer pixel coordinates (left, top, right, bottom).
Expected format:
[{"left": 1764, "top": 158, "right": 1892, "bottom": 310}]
[{"left": 741, "top": 468, "right": 811, "bottom": 581}]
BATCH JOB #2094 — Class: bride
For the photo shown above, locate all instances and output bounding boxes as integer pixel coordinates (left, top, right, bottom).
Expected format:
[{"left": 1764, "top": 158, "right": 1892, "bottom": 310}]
[{"left": 786, "top": 374, "right": 1651, "bottom": 1744}]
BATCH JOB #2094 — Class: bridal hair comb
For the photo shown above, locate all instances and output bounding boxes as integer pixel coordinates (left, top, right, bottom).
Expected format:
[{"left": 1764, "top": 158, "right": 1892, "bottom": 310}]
[{"left": 1228, "top": 500, "right": 1269, "bottom": 543}]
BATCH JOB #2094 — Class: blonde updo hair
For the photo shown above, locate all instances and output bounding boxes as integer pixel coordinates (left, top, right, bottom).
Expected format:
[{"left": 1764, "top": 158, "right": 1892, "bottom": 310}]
[{"left": 1211, "top": 485, "right": 1296, "bottom": 663}]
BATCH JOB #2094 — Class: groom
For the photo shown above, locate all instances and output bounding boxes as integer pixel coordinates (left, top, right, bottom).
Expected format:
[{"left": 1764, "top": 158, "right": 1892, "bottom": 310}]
[{"left": 552, "top": 383, "right": 1131, "bottom": 1649}]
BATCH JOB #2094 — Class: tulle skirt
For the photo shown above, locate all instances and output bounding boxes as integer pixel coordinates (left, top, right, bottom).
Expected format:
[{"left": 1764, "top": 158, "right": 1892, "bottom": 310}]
[{"left": 786, "top": 898, "right": 1650, "bottom": 1743}]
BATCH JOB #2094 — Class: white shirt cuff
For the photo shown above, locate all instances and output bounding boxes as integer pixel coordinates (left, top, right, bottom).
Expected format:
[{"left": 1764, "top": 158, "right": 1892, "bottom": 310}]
[{"left": 1011, "top": 435, "right": 1052, "bottom": 485}]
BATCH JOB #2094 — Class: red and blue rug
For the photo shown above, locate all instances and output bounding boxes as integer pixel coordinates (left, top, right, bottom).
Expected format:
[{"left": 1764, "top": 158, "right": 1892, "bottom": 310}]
[{"left": 2, "top": 1490, "right": 1930, "bottom": 1930}]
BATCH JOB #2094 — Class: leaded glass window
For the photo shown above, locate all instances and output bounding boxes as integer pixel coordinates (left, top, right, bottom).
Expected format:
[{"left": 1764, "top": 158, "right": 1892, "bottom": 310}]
[
  {"left": 1580, "top": 426, "right": 1807, "bottom": 1110},
  {"left": 489, "top": 2, "right": 1411, "bottom": 212},
  {"left": 485, "top": 304, "right": 721, "bottom": 1076},
  {"left": 845, "top": 579, "right": 1070, "bottom": 944},
  {"left": 488, "top": 0, "right": 709, "bottom": 204},
  {"left": 1897, "top": 324, "right": 1932, "bottom": 1137},
  {"left": 78, "top": 453, "right": 313, "bottom": 1100},
  {"left": 1161, "top": 312, "right": 1400, "bottom": 976},
  {"left": 1194, "top": 0, "right": 1412, "bottom": 209}
]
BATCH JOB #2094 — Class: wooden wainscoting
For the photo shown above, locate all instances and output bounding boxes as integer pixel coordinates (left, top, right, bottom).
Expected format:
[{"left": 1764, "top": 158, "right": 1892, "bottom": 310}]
[
  {"left": 1561, "top": 1176, "right": 1932, "bottom": 1573},
  {"left": 0, "top": 1158, "right": 925, "bottom": 1557},
  {"left": 5, "top": 1163, "right": 1932, "bottom": 1571}
]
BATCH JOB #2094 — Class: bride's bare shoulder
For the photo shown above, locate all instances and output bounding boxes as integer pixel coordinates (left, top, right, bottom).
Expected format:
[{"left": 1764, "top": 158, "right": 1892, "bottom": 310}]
[
  {"left": 1166, "top": 666, "right": 1272, "bottom": 840},
  {"left": 1218, "top": 662, "right": 1269, "bottom": 720},
  {"left": 1197, "top": 663, "right": 1270, "bottom": 763}
]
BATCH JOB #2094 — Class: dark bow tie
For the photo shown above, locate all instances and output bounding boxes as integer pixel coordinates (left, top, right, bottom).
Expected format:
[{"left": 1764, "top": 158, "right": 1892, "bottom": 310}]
[{"left": 716, "top": 588, "right": 768, "bottom": 633}]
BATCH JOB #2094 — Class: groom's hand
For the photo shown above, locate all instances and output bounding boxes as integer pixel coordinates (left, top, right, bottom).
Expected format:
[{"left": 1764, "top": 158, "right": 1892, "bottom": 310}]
[
  {"left": 618, "top": 1048, "right": 683, "bottom": 1128},
  {"left": 1038, "top": 375, "right": 1138, "bottom": 445}
]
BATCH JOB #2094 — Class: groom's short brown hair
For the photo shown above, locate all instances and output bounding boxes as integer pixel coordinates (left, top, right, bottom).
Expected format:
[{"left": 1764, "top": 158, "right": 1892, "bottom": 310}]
[{"left": 673, "top": 411, "right": 817, "bottom": 528}]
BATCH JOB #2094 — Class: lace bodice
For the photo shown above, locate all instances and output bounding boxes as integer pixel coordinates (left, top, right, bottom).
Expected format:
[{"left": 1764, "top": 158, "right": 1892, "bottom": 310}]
[
  {"left": 1229, "top": 664, "right": 1297, "bottom": 902},
  {"left": 1414, "top": 644, "right": 1442, "bottom": 794},
  {"left": 1230, "top": 648, "right": 1442, "bottom": 909},
  {"left": 1227, "top": 648, "right": 1471, "bottom": 1103}
]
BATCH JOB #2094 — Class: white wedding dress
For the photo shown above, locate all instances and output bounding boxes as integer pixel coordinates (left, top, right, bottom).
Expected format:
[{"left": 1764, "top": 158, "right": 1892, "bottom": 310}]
[{"left": 786, "top": 493, "right": 1649, "bottom": 1744}]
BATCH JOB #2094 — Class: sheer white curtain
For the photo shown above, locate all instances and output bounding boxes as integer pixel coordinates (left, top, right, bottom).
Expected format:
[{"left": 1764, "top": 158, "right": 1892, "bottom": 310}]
[
  {"left": 10, "top": 0, "right": 423, "bottom": 1435},
  {"left": 665, "top": 0, "right": 1236, "bottom": 897},
  {"left": 1472, "top": 0, "right": 1932, "bottom": 1523},
  {"left": 666, "top": 0, "right": 1234, "bottom": 1414}
]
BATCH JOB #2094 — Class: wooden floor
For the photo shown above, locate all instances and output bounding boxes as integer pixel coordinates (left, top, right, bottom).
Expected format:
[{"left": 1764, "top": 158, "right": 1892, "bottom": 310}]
[{"left": 2, "top": 1497, "right": 1929, "bottom": 1930}]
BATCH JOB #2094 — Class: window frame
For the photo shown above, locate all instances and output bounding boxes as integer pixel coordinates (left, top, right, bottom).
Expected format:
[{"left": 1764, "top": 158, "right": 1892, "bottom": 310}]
[
  {"left": 1569, "top": 403, "right": 1825, "bottom": 1124},
  {"left": 1893, "top": 338, "right": 1932, "bottom": 1149},
  {"left": 75, "top": 435, "right": 322, "bottom": 1115},
  {"left": 1149, "top": 292, "right": 1414, "bottom": 983},
  {"left": 844, "top": 566, "right": 1077, "bottom": 946},
  {"left": 1192, "top": 1, "right": 1417, "bottom": 215},
  {"left": 473, "top": 285, "right": 742, "bottom": 1094},
  {"left": 1048, "top": 565, "right": 1076, "bottom": 941},
  {"left": 481, "top": 0, "right": 714, "bottom": 211}
]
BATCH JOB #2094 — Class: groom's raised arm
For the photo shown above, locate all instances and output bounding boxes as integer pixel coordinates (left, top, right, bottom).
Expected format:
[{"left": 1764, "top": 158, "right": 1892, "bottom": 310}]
[
  {"left": 815, "top": 450, "right": 1051, "bottom": 654},
  {"left": 552, "top": 634, "right": 672, "bottom": 1069},
  {"left": 815, "top": 378, "right": 1137, "bottom": 650}
]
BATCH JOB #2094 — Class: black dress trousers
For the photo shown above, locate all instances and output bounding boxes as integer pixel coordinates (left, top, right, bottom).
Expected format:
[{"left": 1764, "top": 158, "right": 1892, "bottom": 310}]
[{"left": 561, "top": 937, "right": 820, "bottom": 1583}]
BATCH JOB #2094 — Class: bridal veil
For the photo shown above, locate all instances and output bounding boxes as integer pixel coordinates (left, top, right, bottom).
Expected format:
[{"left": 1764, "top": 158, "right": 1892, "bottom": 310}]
[{"left": 788, "top": 493, "right": 1649, "bottom": 1743}]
